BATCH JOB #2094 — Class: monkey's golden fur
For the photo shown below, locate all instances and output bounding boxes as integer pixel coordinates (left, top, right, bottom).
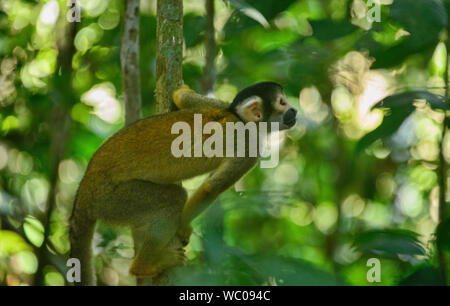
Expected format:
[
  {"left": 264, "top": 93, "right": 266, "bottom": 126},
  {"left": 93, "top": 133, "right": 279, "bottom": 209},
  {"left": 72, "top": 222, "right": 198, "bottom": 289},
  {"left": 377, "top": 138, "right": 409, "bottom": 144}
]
[{"left": 70, "top": 88, "right": 258, "bottom": 285}]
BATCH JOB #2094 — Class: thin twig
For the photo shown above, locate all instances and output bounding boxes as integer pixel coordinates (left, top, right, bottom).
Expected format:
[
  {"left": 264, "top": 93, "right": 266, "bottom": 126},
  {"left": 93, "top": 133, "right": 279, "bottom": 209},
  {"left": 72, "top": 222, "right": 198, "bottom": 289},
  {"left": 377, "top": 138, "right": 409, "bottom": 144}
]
[{"left": 122, "top": 0, "right": 142, "bottom": 127}]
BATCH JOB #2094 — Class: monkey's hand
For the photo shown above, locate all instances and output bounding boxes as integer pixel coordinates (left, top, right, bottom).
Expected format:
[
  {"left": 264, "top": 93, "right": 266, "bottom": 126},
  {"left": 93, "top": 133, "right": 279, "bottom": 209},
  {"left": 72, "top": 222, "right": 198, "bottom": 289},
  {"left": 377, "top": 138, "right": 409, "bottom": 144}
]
[
  {"left": 173, "top": 85, "right": 196, "bottom": 109},
  {"left": 176, "top": 223, "right": 193, "bottom": 247}
]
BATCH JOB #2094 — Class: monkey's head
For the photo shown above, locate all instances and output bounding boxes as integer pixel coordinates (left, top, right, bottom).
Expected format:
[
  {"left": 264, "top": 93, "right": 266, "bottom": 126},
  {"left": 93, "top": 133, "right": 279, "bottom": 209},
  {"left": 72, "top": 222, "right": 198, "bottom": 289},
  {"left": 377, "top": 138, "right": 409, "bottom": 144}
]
[{"left": 229, "top": 82, "right": 297, "bottom": 130}]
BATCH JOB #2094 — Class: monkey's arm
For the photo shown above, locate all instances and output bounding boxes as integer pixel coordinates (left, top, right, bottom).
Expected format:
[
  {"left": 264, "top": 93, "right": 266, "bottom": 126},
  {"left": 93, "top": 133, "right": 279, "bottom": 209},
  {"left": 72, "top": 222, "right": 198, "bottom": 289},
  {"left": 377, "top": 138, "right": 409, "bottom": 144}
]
[
  {"left": 173, "top": 85, "right": 231, "bottom": 110},
  {"left": 178, "top": 157, "right": 258, "bottom": 243}
]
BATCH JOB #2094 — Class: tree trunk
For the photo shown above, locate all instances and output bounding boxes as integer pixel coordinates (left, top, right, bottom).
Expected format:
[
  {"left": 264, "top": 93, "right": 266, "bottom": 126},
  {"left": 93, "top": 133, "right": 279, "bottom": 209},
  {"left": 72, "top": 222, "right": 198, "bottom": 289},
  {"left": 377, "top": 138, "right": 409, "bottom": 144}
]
[
  {"left": 142, "top": 0, "right": 183, "bottom": 286},
  {"left": 155, "top": 0, "right": 183, "bottom": 114}
]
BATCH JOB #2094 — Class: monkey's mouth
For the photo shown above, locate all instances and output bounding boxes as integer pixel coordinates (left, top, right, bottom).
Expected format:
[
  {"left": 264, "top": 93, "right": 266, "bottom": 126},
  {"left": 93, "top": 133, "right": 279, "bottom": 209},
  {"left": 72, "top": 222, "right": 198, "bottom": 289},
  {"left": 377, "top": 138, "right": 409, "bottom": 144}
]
[
  {"left": 284, "top": 118, "right": 296, "bottom": 128},
  {"left": 282, "top": 108, "right": 298, "bottom": 129}
]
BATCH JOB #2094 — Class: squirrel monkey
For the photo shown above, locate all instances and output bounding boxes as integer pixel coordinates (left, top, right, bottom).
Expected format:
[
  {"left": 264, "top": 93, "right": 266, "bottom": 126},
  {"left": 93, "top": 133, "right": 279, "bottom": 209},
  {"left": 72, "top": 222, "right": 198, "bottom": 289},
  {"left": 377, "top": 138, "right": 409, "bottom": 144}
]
[{"left": 70, "top": 82, "right": 297, "bottom": 285}]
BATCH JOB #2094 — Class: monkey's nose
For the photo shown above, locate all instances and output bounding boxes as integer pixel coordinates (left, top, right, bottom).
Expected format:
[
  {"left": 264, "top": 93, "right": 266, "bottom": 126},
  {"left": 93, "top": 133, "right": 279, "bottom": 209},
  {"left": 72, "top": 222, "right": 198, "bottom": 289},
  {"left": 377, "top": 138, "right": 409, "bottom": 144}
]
[{"left": 283, "top": 108, "right": 297, "bottom": 127}]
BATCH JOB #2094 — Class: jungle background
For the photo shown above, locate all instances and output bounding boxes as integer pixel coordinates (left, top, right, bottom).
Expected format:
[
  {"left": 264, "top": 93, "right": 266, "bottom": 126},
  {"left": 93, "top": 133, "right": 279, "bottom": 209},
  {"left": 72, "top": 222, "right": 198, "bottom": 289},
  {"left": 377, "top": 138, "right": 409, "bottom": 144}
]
[{"left": 1, "top": 0, "right": 450, "bottom": 286}]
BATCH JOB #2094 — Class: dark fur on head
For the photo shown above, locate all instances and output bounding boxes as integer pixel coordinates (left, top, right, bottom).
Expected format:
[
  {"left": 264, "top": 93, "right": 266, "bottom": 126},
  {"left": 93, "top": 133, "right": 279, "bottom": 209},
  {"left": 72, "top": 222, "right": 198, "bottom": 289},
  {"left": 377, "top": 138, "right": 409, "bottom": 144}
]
[{"left": 229, "top": 82, "right": 283, "bottom": 120}]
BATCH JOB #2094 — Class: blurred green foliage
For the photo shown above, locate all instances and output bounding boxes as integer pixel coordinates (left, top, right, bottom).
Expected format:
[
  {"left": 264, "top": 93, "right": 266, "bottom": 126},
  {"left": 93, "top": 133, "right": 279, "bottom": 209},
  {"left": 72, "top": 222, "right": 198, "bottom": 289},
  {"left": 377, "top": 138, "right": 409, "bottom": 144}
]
[{"left": 0, "top": 0, "right": 449, "bottom": 286}]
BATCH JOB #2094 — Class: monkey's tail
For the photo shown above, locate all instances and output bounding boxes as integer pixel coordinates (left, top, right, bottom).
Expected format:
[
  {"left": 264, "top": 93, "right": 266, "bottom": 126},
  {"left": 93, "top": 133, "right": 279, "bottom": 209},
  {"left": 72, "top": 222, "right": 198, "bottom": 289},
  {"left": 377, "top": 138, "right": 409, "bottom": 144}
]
[{"left": 69, "top": 194, "right": 96, "bottom": 286}]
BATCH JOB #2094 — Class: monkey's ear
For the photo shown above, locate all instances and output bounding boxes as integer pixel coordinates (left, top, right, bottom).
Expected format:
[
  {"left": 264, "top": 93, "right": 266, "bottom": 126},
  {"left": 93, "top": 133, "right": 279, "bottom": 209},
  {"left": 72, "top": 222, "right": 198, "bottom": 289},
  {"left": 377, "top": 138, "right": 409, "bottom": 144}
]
[{"left": 236, "top": 96, "right": 263, "bottom": 122}]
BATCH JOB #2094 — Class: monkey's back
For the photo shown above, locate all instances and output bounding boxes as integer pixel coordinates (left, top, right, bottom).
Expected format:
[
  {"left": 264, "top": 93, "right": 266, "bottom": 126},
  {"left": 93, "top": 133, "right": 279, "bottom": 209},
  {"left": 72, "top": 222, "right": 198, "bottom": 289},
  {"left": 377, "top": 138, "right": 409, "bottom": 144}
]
[{"left": 80, "top": 107, "right": 239, "bottom": 191}]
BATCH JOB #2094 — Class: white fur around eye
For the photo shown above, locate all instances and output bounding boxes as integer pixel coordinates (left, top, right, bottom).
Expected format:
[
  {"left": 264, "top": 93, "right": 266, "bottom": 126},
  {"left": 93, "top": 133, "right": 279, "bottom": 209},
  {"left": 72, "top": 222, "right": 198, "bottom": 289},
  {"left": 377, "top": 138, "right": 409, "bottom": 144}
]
[
  {"left": 274, "top": 95, "right": 287, "bottom": 112},
  {"left": 236, "top": 95, "right": 263, "bottom": 122}
]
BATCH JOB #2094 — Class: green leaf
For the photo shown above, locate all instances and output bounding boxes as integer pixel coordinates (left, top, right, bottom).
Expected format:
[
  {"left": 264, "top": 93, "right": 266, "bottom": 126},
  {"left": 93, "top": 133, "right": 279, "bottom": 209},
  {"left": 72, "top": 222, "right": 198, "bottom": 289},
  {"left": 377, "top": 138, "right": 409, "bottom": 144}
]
[
  {"left": 0, "top": 230, "right": 33, "bottom": 256},
  {"left": 358, "top": 0, "right": 447, "bottom": 68},
  {"left": 356, "top": 91, "right": 449, "bottom": 152},
  {"left": 356, "top": 109, "right": 411, "bottom": 153},
  {"left": 226, "top": 0, "right": 269, "bottom": 28},
  {"left": 373, "top": 91, "right": 449, "bottom": 110},
  {"left": 223, "top": 0, "right": 292, "bottom": 39},
  {"left": 399, "top": 265, "right": 446, "bottom": 286},
  {"left": 184, "top": 14, "right": 206, "bottom": 48},
  {"left": 310, "top": 19, "right": 358, "bottom": 41},
  {"left": 16, "top": 251, "right": 38, "bottom": 274},
  {"left": 250, "top": 28, "right": 298, "bottom": 53},
  {"left": 430, "top": 42, "right": 447, "bottom": 77},
  {"left": 235, "top": 252, "right": 343, "bottom": 285},
  {"left": 353, "top": 229, "right": 427, "bottom": 259},
  {"left": 23, "top": 216, "right": 45, "bottom": 248},
  {"left": 390, "top": 0, "right": 448, "bottom": 50}
]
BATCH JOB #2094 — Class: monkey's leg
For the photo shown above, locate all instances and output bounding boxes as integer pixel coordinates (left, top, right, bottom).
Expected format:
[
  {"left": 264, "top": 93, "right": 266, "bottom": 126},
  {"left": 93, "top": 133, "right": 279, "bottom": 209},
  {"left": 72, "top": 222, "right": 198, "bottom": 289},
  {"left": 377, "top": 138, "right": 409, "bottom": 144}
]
[
  {"left": 94, "top": 180, "right": 187, "bottom": 278},
  {"left": 130, "top": 213, "right": 185, "bottom": 278}
]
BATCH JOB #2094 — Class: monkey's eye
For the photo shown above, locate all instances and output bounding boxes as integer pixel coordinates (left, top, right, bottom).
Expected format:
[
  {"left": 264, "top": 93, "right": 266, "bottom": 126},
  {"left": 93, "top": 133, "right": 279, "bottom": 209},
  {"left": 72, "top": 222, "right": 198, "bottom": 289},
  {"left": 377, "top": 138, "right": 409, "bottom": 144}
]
[{"left": 279, "top": 98, "right": 286, "bottom": 106}]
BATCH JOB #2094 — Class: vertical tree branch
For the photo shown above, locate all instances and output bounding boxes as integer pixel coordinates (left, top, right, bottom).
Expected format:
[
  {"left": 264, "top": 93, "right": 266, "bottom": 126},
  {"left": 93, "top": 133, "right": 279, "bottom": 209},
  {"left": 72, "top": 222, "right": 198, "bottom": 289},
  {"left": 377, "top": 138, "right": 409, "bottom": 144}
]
[
  {"left": 141, "top": 0, "right": 183, "bottom": 286},
  {"left": 155, "top": 0, "right": 183, "bottom": 114},
  {"left": 200, "top": 0, "right": 225, "bottom": 267},
  {"left": 201, "top": 0, "right": 217, "bottom": 94},
  {"left": 34, "top": 21, "right": 77, "bottom": 285},
  {"left": 122, "top": 0, "right": 142, "bottom": 127}
]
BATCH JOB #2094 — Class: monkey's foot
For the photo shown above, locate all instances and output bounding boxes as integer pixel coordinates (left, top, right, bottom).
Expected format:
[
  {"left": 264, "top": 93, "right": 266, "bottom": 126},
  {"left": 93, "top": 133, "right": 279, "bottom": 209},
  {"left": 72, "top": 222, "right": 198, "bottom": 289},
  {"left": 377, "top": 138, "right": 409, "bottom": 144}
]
[
  {"left": 129, "top": 236, "right": 186, "bottom": 278},
  {"left": 176, "top": 223, "right": 193, "bottom": 247}
]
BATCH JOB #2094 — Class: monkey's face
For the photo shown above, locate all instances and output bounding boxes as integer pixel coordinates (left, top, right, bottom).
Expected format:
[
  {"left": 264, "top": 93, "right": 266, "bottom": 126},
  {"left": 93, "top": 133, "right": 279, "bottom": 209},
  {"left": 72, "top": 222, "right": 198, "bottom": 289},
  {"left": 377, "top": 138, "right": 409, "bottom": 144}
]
[
  {"left": 232, "top": 82, "right": 297, "bottom": 131},
  {"left": 268, "top": 92, "right": 297, "bottom": 130}
]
